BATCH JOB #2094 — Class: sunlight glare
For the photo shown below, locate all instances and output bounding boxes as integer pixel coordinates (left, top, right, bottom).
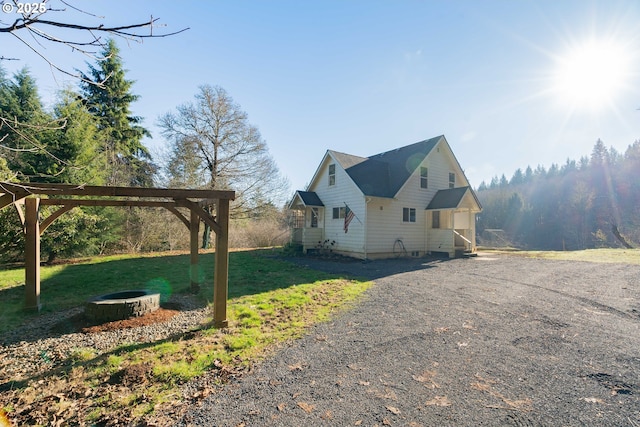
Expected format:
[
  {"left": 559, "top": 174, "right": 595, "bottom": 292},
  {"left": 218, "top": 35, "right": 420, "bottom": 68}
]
[{"left": 553, "top": 39, "right": 631, "bottom": 111}]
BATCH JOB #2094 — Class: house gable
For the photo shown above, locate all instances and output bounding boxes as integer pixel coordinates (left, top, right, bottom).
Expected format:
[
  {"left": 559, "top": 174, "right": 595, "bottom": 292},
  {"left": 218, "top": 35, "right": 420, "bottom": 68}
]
[
  {"left": 426, "top": 187, "right": 481, "bottom": 211},
  {"left": 305, "top": 150, "right": 367, "bottom": 195},
  {"left": 343, "top": 136, "right": 442, "bottom": 198},
  {"left": 394, "top": 136, "right": 472, "bottom": 198},
  {"left": 288, "top": 191, "right": 324, "bottom": 209}
]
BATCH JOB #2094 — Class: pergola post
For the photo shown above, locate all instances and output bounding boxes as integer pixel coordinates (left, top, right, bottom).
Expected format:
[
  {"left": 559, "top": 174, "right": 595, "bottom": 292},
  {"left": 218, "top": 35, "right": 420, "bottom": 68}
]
[
  {"left": 190, "top": 209, "right": 200, "bottom": 293},
  {"left": 0, "top": 182, "right": 235, "bottom": 319},
  {"left": 24, "top": 197, "right": 41, "bottom": 311},
  {"left": 213, "top": 198, "right": 230, "bottom": 327}
]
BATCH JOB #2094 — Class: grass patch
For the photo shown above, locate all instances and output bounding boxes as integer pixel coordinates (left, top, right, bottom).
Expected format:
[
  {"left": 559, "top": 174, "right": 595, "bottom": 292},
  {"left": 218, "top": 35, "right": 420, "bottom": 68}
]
[
  {"left": 486, "top": 248, "right": 640, "bottom": 265},
  {"left": 0, "top": 248, "right": 350, "bottom": 334},
  {"left": 0, "top": 249, "right": 372, "bottom": 426}
]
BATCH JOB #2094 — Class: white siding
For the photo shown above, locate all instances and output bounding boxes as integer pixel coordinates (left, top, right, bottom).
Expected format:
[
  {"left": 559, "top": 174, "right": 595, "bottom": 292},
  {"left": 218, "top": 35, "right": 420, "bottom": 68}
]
[
  {"left": 453, "top": 211, "right": 470, "bottom": 228},
  {"left": 427, "top": 229, "right": 454, "bottom": 256},
  {"left": 309, "top": 155, "right": 365, "bottom": 255},
  {"left": 420, "top": 141, "right": 469, "bottom": 191},
  {"left": 365, "top": 198, "right": 426, "bottom": 256},
  {"left": 365, "top": 139, "right": 473, "bottom": 258}
]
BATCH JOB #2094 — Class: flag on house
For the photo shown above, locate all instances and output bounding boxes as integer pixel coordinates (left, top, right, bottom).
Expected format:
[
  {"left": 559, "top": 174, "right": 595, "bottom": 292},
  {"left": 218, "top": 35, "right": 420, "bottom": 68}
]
[{"left": 344, "top": 205, "right": 355, "bottom": 233}]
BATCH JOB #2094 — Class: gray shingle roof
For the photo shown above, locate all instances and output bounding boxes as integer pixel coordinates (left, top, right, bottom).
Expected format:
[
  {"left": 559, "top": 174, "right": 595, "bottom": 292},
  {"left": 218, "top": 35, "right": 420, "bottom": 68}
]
[
  {"left": 342, "top": 136, "right": 442, "bottom": 198},
  {"left": 426, "top": 186, "right": 473, "bottom": 210},
  {"left": 328, "top": 151, "right": 368, "bottom": 169},
  {"left": 295, "top": 191, "right": 324, "bottom": 206}
]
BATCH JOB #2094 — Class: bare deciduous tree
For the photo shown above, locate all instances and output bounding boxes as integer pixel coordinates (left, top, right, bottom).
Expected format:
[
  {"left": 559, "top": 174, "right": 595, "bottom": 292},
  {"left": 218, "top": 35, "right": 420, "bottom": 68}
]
[{"left": 159, "top": 85, "right": 289, "bottom": 246}]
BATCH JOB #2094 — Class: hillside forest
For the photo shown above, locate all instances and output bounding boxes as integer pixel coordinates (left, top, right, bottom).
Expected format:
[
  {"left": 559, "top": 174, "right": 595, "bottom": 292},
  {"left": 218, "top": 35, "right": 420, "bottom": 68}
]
[{"left": 476, "top": 138, "right": 640, "bottom": 250}]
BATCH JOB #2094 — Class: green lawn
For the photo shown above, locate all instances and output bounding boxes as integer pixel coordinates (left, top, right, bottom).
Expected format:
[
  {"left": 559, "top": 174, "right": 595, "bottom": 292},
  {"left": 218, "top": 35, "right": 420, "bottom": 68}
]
[
  {"left": 0, "top": 249, "right": 372, "bottom": 426},
  {"left": 0, "top": 249, "right": 357, "bottom": 333}
]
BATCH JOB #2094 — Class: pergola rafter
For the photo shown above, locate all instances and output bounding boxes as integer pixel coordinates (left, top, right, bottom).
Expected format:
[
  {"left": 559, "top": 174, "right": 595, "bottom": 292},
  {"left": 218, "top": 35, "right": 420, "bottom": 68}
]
[{"left": 0, "top": 181, "right": 235, "bottom": 327}]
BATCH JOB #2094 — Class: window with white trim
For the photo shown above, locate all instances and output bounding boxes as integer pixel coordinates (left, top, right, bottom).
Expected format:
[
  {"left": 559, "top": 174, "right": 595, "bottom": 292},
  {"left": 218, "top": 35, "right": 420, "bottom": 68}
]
[
  {"left": 332, "top": 207, "right": 345, "bottom": 219},
  {"left": 328, "top": 164, "right": 336, "bottom": 186},
  {"left": 420, "top": 167, "right": 428, "bottom": 189},
  {"left": 402, "top": 207, "right": 416, "bottom": 223},
  {"left": 449, "top": 172, "right": 455, "bottom": 189}
]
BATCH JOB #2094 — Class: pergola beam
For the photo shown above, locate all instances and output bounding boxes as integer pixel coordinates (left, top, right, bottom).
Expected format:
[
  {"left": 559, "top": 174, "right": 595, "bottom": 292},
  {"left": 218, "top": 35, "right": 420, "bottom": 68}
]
[
  {"left": 0, "top": 191, "right": 28, "bottom": 210},
  {"left": 40, "top": 205, "right": 75, "bottom": 235},
  {"left": 0, "top": 182, "right": 234, "bottom": 200},
  {"left": 0, "top": 182, "right": 235, "bottom": 327},
  {"left": 175, "top": 199, "right": 222, "bottom": 235}
]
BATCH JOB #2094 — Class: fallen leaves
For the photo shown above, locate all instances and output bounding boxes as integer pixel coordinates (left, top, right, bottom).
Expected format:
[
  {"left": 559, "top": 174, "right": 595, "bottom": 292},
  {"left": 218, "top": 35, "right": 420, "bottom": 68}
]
[
  {"left": 297, "top": 402, "right": 315, "bottom": 414},
  {"left": 386, "top": 405, "right": 401, "bottom": 415},
  {"left": 425, "top": 396, "right": 452, "bottom": 407},
  {"left": 471, "top": 375, "right": 532, "bottom": 412},
  {"left": 412, "top": 370, "right": 440, "bottom": 389}
]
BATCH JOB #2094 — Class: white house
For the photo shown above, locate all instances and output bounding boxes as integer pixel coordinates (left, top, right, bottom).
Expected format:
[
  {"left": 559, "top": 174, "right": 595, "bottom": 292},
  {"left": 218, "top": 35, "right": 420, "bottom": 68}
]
[{"left": 288, "top": 135, "right": 482, "bottom": 259}]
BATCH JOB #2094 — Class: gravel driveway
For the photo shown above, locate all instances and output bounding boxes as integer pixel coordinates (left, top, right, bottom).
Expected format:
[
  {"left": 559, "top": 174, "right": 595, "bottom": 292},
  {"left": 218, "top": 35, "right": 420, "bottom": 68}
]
[{"left": 177, "top": 253, "right": 640, "bottom": 426}]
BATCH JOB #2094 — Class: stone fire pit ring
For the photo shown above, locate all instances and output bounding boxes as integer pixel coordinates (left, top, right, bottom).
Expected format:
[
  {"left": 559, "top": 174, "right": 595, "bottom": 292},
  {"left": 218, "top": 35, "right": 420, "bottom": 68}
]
[{"left": 85, "top": 290, "right": 160, "bottom": 323}]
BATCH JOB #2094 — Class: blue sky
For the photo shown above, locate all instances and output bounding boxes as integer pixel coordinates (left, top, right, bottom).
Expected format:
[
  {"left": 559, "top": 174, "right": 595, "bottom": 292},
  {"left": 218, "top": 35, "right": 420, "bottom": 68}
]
[{"left": 2, "top": 0, "right": 640, "bottom": 196}]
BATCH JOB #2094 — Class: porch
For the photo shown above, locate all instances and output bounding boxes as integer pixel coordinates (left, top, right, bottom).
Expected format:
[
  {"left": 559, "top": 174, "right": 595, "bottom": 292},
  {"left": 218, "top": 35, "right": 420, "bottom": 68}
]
[{"left": 288, "top": 191, "right": 325, "bottom": 254}]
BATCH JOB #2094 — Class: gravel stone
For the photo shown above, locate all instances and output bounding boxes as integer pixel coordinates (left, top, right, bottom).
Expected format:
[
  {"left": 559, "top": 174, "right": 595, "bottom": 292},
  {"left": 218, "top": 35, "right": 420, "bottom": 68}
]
[
  {"left": 176, "top": 253, "right": 640, "bottom": 426},
  {"left": 0, "top": 294, "right": 208, "bottom": 384}
]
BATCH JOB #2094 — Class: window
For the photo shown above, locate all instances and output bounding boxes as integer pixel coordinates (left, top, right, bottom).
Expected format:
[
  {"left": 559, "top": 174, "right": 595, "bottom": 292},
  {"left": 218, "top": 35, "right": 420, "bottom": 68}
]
[
  {"left": 420, "top": 167, "right": 428, "bottom": 189},
  {"left": 402, "top": 207, "right": 416, "bottom": 223},
  {"left": 310, "top": 208, "right": 319, "bottom": 228},
  {"left": 328, "top": 164, "right": 336, "bottom": 186},
  {"left": 432, "top": 211, "right": 440, "bottom": 228},
  {"left": 332, "top": 207, "right": 345, "bottom": 219},
  {"left": 449, "top": 172, "right": 455, "bottom": 189}
]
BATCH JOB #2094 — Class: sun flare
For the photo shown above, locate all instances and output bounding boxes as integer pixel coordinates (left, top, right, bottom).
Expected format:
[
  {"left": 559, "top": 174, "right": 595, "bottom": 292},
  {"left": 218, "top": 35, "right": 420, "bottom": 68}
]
[{"left": 553, "top": 39, "right": 631, "bottom": 111}]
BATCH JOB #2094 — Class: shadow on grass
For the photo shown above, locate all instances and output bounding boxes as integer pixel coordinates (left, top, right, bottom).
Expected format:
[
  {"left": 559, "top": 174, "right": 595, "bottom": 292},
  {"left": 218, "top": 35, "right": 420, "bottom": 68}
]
[
  {"left": 0, "top": 324, "right": 213, "bottom": 393},
  {"left": 0, "top": 249, "right": 349, "bottom": 341}
]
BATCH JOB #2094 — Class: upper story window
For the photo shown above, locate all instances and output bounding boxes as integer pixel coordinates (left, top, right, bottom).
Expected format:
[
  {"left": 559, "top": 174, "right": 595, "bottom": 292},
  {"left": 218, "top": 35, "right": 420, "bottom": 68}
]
[
  {"left": 449, "top": 172, "right": 455, "bottom": 189},
  {"left": 332, "top": 207, "right": 345, "bottom": 219},
  {"left": 402, "top": 207, "right": 416, "bottom": 223},
  {"left": 420, "top": 167, "right": 428, "bottom": 189},
  {"left": 328, "top": 164, "right": 336, "bottom": 186}
]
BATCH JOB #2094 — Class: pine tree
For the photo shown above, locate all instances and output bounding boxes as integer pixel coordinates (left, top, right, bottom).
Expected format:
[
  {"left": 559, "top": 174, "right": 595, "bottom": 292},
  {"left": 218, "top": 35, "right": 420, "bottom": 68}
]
[
  {"left": 0, "top": 67, "right": 60, "bottom": 181},
  {"left": 79, "top": 39, "right": 154, "bottom": 186}
]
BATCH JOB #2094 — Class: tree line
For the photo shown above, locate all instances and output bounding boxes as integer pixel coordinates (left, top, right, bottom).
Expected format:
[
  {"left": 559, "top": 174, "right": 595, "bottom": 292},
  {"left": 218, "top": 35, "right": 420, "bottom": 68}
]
[
  {"left": 476, "top": 139, "right": 640, "bottom": 250},
  {"left": 1, "top": 40, "right": 288, "bottom": 263}
]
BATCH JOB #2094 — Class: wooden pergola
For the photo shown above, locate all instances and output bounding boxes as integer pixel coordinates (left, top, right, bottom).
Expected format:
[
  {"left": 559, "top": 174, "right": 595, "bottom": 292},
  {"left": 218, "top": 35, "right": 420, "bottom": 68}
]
[{"left": 0, "top": 182, "right": 235, "bottom": 327}]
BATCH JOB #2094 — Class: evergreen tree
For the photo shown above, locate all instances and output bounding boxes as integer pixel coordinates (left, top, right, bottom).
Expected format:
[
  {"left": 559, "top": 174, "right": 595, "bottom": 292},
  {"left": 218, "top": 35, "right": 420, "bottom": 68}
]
[
  {"left": 524, "top": 165, "right": 533, "bottom": 182},
  {"left": 510, "top": 168, "right": 524, "bottom": 186},
  {"left": 79, "top": 39, "right": 154, "bottom": 186},
  {"left": 0, "top": 67, "right": 59, "bottom": 180},
  {"left": 590, "top": 138, "right": 609, "bottom": 167},
  {"left": 47, "top": 89, "right": 106, "bottom": 184}
]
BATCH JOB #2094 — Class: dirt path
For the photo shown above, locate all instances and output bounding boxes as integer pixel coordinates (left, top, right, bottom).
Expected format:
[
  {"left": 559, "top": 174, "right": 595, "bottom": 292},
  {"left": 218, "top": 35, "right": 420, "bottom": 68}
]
[{"left": 176, "top": 254, "right": 640, "bottom": 426}]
